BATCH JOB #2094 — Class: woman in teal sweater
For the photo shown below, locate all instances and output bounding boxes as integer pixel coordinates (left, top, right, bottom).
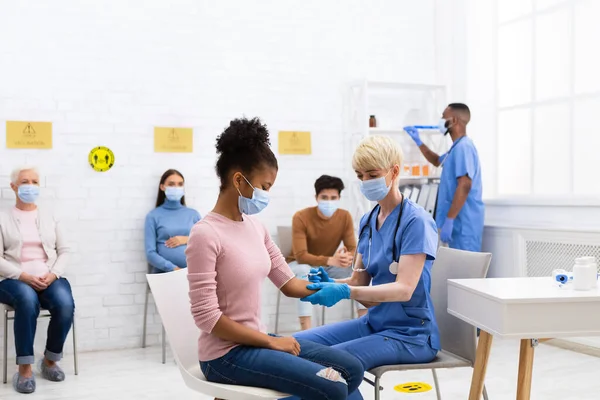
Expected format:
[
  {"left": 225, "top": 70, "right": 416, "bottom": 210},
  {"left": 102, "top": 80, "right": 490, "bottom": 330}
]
[{"left": 145, "top": 169, "right": 201, "bottom": 273}]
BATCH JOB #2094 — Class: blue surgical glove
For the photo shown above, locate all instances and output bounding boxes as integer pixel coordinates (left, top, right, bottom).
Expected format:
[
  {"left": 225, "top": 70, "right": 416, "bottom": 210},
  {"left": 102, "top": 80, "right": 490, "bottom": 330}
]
[
  {"left": 308, "top": 267, "right": 333, "bottom": 283},
  {"left": 403, "top": 126, "right": 423, "bottom": 146},
  {"left": 440, "top": 218, "right": 455, "bottom": 244},
  {"left": 300, "top": 282, "right": 350, "bottom": 307}
]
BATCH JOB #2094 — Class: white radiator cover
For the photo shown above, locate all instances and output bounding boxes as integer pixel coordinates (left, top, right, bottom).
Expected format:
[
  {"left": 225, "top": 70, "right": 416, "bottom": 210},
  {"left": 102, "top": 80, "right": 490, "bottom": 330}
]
[{"left": 517, "top": 230, "right": 600, "bottom": 277}]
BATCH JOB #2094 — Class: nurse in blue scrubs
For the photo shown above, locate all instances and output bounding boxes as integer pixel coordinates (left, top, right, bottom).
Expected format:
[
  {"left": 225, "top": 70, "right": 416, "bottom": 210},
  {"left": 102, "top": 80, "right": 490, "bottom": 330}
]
[
  {"left": 294, "top": 135, "right": 440, "bottom": 396},
  {"left": 405, "top": 103, "right": 485, "bottom": 252}
]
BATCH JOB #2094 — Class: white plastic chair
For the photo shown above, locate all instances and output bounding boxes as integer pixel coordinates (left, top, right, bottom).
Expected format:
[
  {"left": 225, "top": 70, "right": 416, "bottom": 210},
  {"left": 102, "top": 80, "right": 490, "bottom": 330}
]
[
  {"left": 141, "top": 264, "right": 167, "bottom": 364},
  {"left": 146, "top": 269, "right": 289, "bottom": 399},
  {"left": 365, "top": 247, "right": 492, "bottom": 400}
]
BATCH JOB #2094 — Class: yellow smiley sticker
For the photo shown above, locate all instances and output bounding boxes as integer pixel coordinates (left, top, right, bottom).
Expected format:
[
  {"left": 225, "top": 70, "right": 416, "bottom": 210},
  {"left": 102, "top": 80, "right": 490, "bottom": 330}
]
[
  {"left": 394, "top": 382, "right": 433, "bottom": 393},
  {"left": 88, "top": 146, "right": 115, "bottom": 172}
]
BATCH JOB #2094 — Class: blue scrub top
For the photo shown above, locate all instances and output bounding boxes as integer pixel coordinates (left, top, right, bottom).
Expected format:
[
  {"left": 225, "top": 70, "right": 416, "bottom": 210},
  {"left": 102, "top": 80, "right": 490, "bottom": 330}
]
[
  {"left": 436, "top": 137, "right": 485, "bottom": 241},
  {"left": 358, "top": 199, "right": 441, "bottom": 350}
]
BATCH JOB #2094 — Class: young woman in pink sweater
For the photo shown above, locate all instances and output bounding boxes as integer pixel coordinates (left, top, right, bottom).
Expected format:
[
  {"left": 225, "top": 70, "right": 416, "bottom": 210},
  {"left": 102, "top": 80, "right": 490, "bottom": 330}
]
[{"left": 185, "top": 117, "right": 365, "bottom": 400}]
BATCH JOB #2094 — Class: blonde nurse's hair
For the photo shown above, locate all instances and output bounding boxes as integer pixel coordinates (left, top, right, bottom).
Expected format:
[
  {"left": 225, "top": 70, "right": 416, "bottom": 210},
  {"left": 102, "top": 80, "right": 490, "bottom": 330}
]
[{"left": 352, "top": 135, "right": 404, "bottom": 177}]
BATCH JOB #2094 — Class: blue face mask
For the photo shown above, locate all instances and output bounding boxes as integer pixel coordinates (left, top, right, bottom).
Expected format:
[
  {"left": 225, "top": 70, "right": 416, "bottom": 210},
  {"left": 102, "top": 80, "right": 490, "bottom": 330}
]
[
  {"left": 317, "top": 200, "right": 340, "bottom": 218},
  {"left": 237, "top": 176, "right": 270, "bottom": 215},
  {"left": 17, "top": 184, "right": 40, "bottom": 204},
  {"left": 165, "top": 187, "right": 185, "bottom": 202},
  {"left": 360, "top": 173, "right": 391, "bottom": 202}
]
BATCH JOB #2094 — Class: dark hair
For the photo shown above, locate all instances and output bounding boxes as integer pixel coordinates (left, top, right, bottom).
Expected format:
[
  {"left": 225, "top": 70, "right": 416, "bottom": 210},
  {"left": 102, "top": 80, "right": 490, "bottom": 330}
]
[
  {"left": 448, "top": 103, "right": 471, "bottom": 118},
  {"left": 155, "top": 169, "right": 186, "bottom": 207},
  {"left": 314, "top": 175, "right": 345, "bottom": 196},
  {"left": 215, "top": 117, "right": 278, "bottom": 191}
]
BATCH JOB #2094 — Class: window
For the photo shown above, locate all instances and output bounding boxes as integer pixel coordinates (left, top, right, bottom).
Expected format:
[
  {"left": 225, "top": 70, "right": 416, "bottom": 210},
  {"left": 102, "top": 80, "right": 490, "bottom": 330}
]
[{"left": 492, "top": 0, "right": 600, "bottom": 197}]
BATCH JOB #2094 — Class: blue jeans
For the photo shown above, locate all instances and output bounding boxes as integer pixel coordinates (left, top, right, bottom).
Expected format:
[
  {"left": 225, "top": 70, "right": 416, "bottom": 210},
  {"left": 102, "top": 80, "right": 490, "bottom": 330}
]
[
  {"left": 0, "top": 278, "right": 75, "bottom": 365},
  {"left": 294, "top": 317, "right": 438, "bottom": 370},
  {"left": 200, "top": 337, "right": 365, "bottom": 400}
]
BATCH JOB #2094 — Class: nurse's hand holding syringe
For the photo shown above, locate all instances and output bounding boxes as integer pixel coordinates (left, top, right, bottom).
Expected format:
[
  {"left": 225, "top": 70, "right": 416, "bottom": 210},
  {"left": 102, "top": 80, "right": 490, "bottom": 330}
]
[{"left": 307, "top": 267, "right": 333, "bottom": 283}]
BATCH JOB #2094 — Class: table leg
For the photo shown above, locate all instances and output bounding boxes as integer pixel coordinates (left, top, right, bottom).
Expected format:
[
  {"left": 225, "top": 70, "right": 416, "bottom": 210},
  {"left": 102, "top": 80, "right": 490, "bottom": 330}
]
[
  {"left": 516, "top": 339, "right": 535, "bottom": 400},
  {"left": 468, "top": 330, "right": 493, "bottom": 400}
]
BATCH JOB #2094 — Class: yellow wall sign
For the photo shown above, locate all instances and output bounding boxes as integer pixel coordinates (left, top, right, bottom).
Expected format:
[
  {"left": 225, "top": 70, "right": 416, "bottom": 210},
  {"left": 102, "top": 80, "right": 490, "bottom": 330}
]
[
  {"left": 278, "top": 131, "right": 311, "bottom": 155},
  {"left": 88, "top": 146, "right": 115, "bottom": 172},
  {"left": 154, "top": 127, "right": 193, "bottom": 153},
  {"left": 394, "top": 382, "right": 432, "bottom": 393},
  {"left": 6, "top": 121, "right": 52, "bottom": 149}
]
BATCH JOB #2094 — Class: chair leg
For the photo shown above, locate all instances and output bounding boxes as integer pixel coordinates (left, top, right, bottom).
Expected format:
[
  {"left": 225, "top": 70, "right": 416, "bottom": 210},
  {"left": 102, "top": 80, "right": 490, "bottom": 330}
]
[
  {"left": 72, "top": 317, "right": 79, "bottom": 376},
  {"left": 161, "top": 324, "right": 166, "bottom": 364},
  {"left": 274, "top": 291, "right": 281, "bottom": 334},
  {"left": 350, "top": 300, "right": 355, "bottom": 319},
  {"left": 432, "top": 369, "right": 442, "bottom": 400},
  {"left": 3, "top": 309, "right": 8, "bottom": 384},
  {"left": 483, "top": 384, "right": 489, "bottom": 400},
  {"left": 142, "top": 284, "right": 150, "bottom": 348},
  {"left": 321, "top": 306, "right": 325, "bottom": 326},
  {"left": 374, "top": 376, "right": 381, "bottom": 400}
]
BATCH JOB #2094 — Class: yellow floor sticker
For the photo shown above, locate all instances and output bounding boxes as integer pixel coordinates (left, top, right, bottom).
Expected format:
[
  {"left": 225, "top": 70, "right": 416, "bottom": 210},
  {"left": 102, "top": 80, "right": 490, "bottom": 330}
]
[{"left": 394, "top": 382, "right": 432, "bottom": 393}]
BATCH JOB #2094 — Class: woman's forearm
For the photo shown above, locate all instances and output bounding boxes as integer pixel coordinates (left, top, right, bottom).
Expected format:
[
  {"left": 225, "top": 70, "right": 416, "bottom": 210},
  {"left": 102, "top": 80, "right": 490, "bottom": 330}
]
[
  {"left": 210, "top": 315, "right": 273, "bottom": 348},
  {"left": 350, "top": 282, "right": 413, "bottom": 303},
  {"left": 280, "top": 277, "right": 317, "bottom": 298}
]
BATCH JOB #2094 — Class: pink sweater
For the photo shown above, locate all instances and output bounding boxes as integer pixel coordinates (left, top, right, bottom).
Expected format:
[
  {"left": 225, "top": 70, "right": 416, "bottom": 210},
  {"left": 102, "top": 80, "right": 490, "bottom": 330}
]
[
  {"left": 186, "top": 212, "right": 294, "bottom": 361},
  {"left": 12, "top": 208, "right": 49, "bottom": 277}
]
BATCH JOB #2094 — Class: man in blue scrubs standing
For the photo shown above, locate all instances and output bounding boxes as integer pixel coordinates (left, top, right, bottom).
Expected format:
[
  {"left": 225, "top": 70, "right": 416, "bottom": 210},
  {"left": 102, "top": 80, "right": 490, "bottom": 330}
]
[{"left": 405, "top": 103, "right": 485, "bottom": 252}]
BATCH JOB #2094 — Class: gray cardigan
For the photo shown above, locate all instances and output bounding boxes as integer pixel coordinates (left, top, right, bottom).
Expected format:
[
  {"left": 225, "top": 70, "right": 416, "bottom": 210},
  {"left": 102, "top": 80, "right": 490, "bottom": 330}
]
[{"left": 0, "top": 208, "right": 71, "bottom": 281}]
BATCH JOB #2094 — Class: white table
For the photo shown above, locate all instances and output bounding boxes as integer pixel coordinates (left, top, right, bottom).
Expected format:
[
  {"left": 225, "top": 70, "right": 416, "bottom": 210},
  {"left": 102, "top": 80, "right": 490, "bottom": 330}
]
[{"left": 447, "top": 277, "right": 600, "bottom": 400}]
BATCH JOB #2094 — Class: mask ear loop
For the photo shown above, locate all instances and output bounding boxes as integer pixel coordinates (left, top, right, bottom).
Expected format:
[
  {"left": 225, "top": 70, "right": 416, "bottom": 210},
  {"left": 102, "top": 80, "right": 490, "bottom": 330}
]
[
  {"left": 233, "top": 175, "right": 243, "bottom": 198},
  {"left": 242, "top": 174, "right": 255, "bottom": 190},
  {"left": 386, "top": 165, "right": 401, "bottom": 193},
  {"left": 234, "top": 174, "right": 256, "bottom": 198}
]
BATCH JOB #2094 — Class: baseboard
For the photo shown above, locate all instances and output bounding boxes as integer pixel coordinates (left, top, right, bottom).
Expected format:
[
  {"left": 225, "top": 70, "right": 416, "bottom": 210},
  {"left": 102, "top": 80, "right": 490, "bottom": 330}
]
[{"left": 543, "top": 339, "right": 600, "bottom": 358}]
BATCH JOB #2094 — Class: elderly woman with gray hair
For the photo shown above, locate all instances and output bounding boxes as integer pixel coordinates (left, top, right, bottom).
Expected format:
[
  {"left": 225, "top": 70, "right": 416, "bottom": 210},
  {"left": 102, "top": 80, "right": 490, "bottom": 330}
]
[{"left": 0, "top": 166, "right": 74, "bottom": 394}]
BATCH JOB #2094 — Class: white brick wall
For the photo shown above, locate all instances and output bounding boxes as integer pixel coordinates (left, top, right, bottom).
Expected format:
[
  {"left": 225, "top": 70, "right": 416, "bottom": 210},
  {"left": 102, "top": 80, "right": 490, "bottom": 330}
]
[{"left": 0, "top": 0, "right": 446, "bottom": 354}]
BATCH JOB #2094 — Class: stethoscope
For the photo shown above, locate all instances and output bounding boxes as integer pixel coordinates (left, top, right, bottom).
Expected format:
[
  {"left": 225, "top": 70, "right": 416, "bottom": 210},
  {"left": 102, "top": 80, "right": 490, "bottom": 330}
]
[
  {"left": 351, "top": 195, "right": 405, "bottom": 273},
  {"left": 439, "top": 135, "right": 467, "bottom": 167}
]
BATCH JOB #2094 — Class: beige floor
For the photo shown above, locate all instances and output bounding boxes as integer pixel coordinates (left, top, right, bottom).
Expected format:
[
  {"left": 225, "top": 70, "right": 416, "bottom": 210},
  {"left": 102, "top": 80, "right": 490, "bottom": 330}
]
[{"left": 0, "top": 338, "right": 599, "bottom": 399}]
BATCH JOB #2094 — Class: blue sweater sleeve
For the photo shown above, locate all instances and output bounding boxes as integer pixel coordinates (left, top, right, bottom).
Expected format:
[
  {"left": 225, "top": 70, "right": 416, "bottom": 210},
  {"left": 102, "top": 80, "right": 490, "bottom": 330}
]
[{"left": 144, "top": 213, "right": 177, "bottom": 272}]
